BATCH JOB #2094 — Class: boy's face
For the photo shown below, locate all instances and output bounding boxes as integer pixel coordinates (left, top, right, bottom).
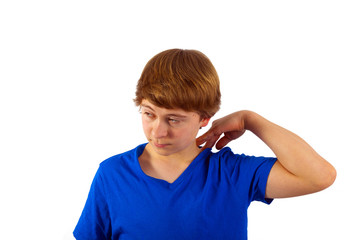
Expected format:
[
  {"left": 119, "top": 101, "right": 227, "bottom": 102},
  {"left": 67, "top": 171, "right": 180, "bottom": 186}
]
[{"left": 140, "top": 99, "right": 209, "bottom": 157}]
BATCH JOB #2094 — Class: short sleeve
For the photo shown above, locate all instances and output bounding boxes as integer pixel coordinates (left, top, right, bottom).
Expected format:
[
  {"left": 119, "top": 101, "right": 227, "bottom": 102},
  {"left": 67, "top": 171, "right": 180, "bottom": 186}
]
[
  {"left": 74, "top": 167, "right": 111, "bottom": 240},
  {"left": 245, "top": 155, "right": 277, "bottom": 204},
  {"left": 222, "top": 150, "right": 277, "bottom": 205}
]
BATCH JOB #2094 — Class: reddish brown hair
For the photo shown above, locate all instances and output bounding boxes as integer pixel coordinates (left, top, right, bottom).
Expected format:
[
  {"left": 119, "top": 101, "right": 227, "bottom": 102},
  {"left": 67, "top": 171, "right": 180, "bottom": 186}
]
[{"left": 134, "top": 49, "right": 221, "bottom": 118}]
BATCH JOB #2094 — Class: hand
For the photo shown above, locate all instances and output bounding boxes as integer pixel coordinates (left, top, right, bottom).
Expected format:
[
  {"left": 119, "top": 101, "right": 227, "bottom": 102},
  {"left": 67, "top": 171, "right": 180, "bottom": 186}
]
[{"left": 196, "top": 111, "right": 248, "bottom": 150}]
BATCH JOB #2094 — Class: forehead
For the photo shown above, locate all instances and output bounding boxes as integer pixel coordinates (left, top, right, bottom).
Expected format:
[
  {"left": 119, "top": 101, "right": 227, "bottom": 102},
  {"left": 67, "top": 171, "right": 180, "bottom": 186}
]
[{"left": 140, "top": 100, "right": 198, "bottom": 117}]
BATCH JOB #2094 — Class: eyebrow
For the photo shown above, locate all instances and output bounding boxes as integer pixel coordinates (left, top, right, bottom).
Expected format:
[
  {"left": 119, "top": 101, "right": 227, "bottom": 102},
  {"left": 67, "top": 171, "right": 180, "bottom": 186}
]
[{"left": 140, "top": 104, "right": 188, "bottom": 119}]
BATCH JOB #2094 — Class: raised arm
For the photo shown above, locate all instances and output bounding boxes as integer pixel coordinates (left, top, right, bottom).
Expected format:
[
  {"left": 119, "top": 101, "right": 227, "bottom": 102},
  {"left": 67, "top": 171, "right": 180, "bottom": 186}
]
[{"left": 196, "top": 110, "right": 336, "bottom": 198}]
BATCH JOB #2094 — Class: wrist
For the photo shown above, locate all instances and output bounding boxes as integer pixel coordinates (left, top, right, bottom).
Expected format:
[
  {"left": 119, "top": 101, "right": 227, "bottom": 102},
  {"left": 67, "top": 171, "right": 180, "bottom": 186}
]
[{"left": 242, "top": 110, "right": 261, "bottom": 133}]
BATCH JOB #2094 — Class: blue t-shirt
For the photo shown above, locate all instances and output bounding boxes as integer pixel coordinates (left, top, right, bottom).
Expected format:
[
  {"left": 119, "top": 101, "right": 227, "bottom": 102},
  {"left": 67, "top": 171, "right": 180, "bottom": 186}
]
[{"left": 74, "top": 143, "right": 277, "bottom": 240}]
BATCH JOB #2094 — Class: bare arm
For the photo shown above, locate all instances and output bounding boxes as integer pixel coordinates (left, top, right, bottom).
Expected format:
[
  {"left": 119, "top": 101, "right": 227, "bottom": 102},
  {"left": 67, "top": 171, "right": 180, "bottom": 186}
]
[{"left": 196, "top": 110, "right": 336, "bottom": 198}]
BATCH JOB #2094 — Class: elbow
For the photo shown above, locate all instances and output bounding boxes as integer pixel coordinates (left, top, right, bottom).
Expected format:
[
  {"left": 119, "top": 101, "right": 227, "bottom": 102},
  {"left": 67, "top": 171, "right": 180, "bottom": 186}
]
[{"left": 315, "top": 164, "right": 337, "bottom": 191}]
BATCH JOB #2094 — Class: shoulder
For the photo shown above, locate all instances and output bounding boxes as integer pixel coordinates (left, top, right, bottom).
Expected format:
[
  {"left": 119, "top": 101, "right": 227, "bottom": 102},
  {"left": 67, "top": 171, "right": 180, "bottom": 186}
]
[
  {"left": 208, "top": 147, "right": 277, "bottom": 175},
  {"left": 211, "top": 147, "right": 275, "bottom": 163},
  {"left": 99, "top": 143, "right": 146, "bottom": 171},
  {"left": 91, "top": 144, "right": 146, "bottom": 186},
  {"left": 209, "top": 147, "right": 245, "bottom": 165}
]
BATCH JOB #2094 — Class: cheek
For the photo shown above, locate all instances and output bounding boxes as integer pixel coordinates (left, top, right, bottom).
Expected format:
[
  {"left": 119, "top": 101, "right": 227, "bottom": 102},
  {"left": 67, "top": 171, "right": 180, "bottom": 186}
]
[
  {"left": 174, "top": 126, "right": 199, "bottom": 141},
  {"left": 141, "top": 119, "right": 151, "bottom": 135}
]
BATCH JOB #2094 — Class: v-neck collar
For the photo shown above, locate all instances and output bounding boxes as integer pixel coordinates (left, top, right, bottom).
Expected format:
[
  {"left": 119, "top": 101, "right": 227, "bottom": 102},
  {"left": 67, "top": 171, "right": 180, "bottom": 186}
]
[{"left": 135, "top": 143, "right": 211, "bottom": 189}]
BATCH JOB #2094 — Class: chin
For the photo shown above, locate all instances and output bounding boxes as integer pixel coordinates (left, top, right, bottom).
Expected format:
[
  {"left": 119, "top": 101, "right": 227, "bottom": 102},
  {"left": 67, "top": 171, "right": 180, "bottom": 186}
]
[
  {"left": 151, "top": 143, "right": 185, "bottom": 156},
  {"left": 153, "top": 148, "right": 176, "bottom": 157}
]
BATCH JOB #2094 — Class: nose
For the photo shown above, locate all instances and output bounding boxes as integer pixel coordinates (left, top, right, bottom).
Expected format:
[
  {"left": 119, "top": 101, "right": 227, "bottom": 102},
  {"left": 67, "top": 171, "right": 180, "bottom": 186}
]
[{"left": 152, "top": 119, "right": 169, "bottom": 139}]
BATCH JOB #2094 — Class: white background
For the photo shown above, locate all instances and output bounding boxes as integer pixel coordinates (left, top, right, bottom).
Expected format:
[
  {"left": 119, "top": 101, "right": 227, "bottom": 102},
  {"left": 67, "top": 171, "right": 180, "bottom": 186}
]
[{"left": 1, "top": 1, "right": 359, "bottom": 239}]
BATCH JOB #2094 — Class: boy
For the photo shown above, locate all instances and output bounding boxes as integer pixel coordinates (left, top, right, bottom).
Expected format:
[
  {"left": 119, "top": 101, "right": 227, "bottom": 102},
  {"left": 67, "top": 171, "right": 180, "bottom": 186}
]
[{"left": 74, "top": 49, "right": 336, "bottom": 239}]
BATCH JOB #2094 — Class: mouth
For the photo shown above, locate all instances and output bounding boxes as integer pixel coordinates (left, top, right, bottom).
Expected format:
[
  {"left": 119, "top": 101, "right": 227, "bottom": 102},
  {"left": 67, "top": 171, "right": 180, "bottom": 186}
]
[{"left": 153, "top": 142, "right": 171, "bottom": 148}]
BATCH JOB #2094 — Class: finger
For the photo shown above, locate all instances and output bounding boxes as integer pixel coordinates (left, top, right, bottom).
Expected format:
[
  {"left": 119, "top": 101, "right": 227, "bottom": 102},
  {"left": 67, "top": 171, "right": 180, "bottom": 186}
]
[
  {"left": 215, "top": 129, "right": 246, "bottom": 149},
  {"left": 215, "top": 135, "right": 232, "bottom": 150},
  {"left": 202, "top": 134, "right": 221, "bottom": 149},
  {"left": 197, "top": 124, "right": 223, "bottom": 148},
  {"left": 196, "top": 133, "right": 208, "bottom": 146},
  {"left": 202, "top": 139, "right": 216, "bottom": 149},
  {"left": 196, "top": 128, "right": 217, "bottom": 146}
]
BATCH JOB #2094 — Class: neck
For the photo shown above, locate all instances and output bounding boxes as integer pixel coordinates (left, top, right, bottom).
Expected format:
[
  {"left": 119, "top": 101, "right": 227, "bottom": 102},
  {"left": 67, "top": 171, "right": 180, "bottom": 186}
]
[
  {"left": 145, "top": 142, "right": 202, "bottom": 166},
  {"left": 138, "top": 142, "right": 203, "bottom": 183}
]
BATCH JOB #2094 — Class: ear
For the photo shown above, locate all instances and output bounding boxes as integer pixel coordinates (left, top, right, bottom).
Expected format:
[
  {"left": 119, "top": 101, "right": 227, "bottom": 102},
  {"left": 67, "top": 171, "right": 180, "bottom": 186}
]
[{"left": 200, "top": 118, "right": 210, "bottom": 128}]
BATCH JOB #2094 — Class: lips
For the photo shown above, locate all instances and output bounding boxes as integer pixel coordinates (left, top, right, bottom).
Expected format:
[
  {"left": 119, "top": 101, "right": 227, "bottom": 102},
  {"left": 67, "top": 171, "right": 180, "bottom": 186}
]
[{"left": 153, "top": 142, "right": 170, "bottom": 148}]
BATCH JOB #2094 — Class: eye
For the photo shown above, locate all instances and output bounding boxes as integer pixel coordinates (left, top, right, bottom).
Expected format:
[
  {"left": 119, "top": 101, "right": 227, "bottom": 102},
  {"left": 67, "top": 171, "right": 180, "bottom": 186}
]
[
  {"left": 169, "top": 118, "right": 179, "bottom": 123},
  {"left": 168, "top": 118, "right": 181, "bottom": 125},
  {"left": 142, "top": 111, "right": 155, "bottom": 118}
]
